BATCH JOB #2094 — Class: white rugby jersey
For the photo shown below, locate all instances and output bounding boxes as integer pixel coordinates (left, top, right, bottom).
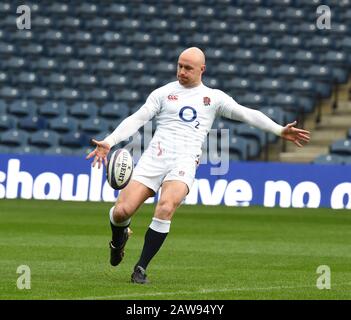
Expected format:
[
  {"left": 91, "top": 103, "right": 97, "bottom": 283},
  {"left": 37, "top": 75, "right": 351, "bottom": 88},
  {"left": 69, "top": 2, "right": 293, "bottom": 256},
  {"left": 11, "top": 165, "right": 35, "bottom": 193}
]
[{"left": 104, "top": 81, "right": 283, "bottom": 158}]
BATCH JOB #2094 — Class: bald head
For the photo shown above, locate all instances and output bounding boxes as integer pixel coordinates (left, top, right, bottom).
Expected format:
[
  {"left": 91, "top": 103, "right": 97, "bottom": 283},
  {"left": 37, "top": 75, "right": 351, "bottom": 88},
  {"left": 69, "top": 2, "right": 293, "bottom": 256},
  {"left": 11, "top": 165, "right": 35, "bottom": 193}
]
[
  {"left": 179, "top": 47, "right": 206, "bottom": 66},
  {"left": 177, "top": 47, "right": 206, "bottom": 87}
]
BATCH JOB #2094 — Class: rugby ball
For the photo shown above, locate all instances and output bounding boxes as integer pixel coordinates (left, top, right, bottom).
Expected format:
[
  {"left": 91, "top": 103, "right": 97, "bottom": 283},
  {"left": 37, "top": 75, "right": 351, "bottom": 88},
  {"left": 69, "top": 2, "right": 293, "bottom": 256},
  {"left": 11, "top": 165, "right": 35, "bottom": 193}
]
[{"left": 106, "top": 148, "right": 134, "bottom": 190}]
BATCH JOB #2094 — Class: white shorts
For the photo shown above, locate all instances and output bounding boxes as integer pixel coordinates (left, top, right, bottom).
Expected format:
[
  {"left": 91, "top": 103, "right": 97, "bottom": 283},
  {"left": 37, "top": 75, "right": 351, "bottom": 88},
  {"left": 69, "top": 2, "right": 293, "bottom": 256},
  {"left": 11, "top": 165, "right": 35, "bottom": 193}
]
[{"left": 132, "top": 149, "right": 198, "bottom": 194}]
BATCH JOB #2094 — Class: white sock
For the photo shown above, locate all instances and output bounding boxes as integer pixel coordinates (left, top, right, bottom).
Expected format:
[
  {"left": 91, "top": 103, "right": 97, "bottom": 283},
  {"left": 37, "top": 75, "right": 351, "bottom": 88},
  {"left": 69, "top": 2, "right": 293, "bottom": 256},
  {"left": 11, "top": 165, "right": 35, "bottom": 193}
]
[
  {"left": 149, "top": 217, "right": 171, "bottom": 233},
  {"left": 109, "top": 206, "right": 131, "bottom": 227}
]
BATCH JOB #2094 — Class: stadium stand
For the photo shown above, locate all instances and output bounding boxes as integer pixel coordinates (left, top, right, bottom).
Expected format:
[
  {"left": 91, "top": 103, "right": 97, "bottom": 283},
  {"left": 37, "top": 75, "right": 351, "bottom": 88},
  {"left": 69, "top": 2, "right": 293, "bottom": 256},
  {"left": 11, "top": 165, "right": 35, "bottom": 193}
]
[{"left": 0, "top": 0, "right": 350, "bottom": 163}]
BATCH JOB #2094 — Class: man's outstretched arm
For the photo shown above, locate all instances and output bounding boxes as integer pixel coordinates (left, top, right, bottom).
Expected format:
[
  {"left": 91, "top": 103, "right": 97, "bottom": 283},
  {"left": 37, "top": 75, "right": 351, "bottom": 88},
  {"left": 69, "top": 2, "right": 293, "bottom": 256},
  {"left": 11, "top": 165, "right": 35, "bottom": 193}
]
[
  {"left": 218, "top": 93, "right": 310, "bottom": 147},
  {"left": 86, "top": 106, "right": 153, "bottom": 168}
]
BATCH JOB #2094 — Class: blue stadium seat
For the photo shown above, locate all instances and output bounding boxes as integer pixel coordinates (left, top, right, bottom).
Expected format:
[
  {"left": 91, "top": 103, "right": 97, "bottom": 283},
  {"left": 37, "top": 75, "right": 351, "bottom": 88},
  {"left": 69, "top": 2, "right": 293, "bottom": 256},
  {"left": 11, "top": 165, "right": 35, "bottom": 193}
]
[
  {"left": 48, "top": 116, "right": 78, "bottom": 133},
  {"left": 75, "top": 3, "right": 99, "bottom": 17},
  {"left": 69, "top": 102, "right": 98, "bottom": 119},
  {"left": 80, "top": 117, "right": 109, "bottom": 135},
  {"left": 228, "top": 136, "right": 250, "bottom": 160},
  {"left": 246, "top": 35, "right": 272, "bottom": 50},
  {"left": 73, "top": 74, "right": 98, "bottom": 88},
  {"left": 0, "top": 145, "right": 11, "bottom": 154},
  {"left": 246, "top": 64, "right": 270, "bottom": 78},
  {"left": 0, "top": 100, "right": 7, "bottom": 114},
  {"left": 274, "top": 64, "right": 301, "bottom": 80},
  {"left": 34, "top": 57, "right": 58, "bottom": 72},
  {"left": 307, "top": 36, "right": 336, "bottom": 52},
  {"left": 215, "top": 34, "right": 243, "bottom": 49},
  {"left": 38, "top": 101, "right": 66, "bottom": 119},
  {"left": 61, "top": 59, "right": 86, "bottom": 73},
  {"left": 29, "top": 130, "right": 60, "bottom": 149},
  {"left": 262, "top": 21, "right": 288, "bottom": 36},
  {"left": 8, "top": 100, "right": 37, "bottom": 117},
  {"left": 261, "top": 49, "right": 289, "bottom": 65},
  {"left": 0, "top": 129, "right": 28, "bottom": 147},
  {"left": 257, "top": 78, "right": 285, "bottom": 94},
  {"left": 313, "top": 154, "right": 344, "bottom": 165},
  {"left": 40, "top": 30, "right": 65, "bottom": 43},
  {"left": 18, "top": 115, "right": 46, "bottom": 132},
  {"left": 12, "top": 145, "right": 42, "bottom": 155},
  {"left": 19, "top": 44, "right": 44, "bottom": 57},
  {"left": 60, "top": 131, "right": 89, "bottom": 148},
  {"left": 231, "top": 48, "right": 256, "bottom": 64},
  {"left": 107, "top": 45, "right": 132, "bottom": 59},
  {"left": 0, "top": 114, "right": 17, "bottom": 132},
  {"left": 236, "top": 123, "right": 267, "bottom": 152},
  {"left": 44, "top": 73, "right": 69, "bottom": 88},
  {"left": 28, "top": 87, "right": 52, "bottom": 101},
  {"left": 0, "top": 71, "right": 9, "bottom": 85},
  {"left": 330, "top": 139, "right": 351, "bottom": 156},
  {"left": 78, "top": 45, "right": 105, "bottom": 59},
  {"left": 235, "top": 93, "right": 266, "bottom": 109},
  {"left": 224, "top": 78, "right": 254, "bottom": 94},
  {"left": 3, "top": 57, "right": 25, "bottom": 70},
  {"left": 0, "top": 86, "right": 20, "bottom": 100},
  {"left": 275, "top": 35, "right": 304, "bottom": 50},
  {"left": 213, "top": 118, "right": 240, "bottom": 136},
  {"left": 32, "top": 16, "right": 53, "bottom": 28},
  {"left": 54, "top": 88, "right": 82, "bottom": 101},
  {"left": 99, "top": 102, "right": 129, "bottom": 120},
  {"left": 16, "top": 72, "right": 39, "bottom": 87},
  {"left": 0, "top": 42, "right": 14, "bottom": 57},
  {"left": 67, "top": 31, "right": 93, "bottom": 45},
  {"left": 48, "top": 44, "right": 74, "bottom": 58},
  {"left": 86, "top": 88, "right": 110, "bottom": 102},
  {"left": 42, "top": 146, "right": 74, "bottom": 156},
  {"left": 55, "top": 16, "right": 82, "bottom": 32},
  {"left": 322, "top": 51, "right": 350, "bottom": 68}
]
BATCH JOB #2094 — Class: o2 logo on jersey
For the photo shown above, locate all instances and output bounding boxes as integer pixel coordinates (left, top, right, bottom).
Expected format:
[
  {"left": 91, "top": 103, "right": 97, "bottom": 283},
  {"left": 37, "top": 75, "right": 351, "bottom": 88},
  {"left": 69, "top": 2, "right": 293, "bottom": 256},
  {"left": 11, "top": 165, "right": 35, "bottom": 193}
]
[{"left": 179, "top": 106, "right": 199, "bottom": 129}]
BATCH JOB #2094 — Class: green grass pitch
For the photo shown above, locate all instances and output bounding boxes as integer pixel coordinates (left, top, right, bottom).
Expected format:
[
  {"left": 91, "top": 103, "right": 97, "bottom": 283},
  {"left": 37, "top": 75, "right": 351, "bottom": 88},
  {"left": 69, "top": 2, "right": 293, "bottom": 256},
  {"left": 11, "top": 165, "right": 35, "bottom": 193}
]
[{"left": 1, "top": 199, "right": 351, "bottom": 300}]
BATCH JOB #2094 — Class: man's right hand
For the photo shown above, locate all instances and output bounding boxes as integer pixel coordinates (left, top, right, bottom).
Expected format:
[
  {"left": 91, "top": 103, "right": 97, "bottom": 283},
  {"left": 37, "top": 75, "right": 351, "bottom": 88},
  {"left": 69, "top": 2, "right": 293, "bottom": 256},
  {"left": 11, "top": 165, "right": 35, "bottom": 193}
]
[{"left": 86, "top": 139, "right": 111, "bottom": 168}]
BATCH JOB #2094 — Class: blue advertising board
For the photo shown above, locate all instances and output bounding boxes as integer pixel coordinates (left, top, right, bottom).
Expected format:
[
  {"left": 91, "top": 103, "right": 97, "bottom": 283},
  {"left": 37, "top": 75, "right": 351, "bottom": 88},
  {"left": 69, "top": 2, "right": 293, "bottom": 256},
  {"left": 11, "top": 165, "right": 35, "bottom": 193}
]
[{"left": 0, "top": 154, "right": 350, "bottom": 209}]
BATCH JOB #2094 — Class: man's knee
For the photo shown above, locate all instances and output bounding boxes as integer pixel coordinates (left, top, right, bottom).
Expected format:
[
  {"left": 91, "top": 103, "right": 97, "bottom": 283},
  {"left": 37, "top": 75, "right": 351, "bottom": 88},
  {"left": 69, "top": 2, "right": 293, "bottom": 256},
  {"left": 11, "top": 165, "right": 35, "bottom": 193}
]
[
  {"left": 113, "top": 203, "right": 134, "bottom": 223},
  {"left": 155, "top": 201, "right": 177, "bottom": 220}
]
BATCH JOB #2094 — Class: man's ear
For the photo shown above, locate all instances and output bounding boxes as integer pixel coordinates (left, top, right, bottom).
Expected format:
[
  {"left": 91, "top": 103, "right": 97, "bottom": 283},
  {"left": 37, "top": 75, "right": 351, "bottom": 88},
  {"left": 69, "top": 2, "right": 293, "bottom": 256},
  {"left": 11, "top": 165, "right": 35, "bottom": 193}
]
[{"left": 201, "top": 64, "right": 206, "bottom": 73}]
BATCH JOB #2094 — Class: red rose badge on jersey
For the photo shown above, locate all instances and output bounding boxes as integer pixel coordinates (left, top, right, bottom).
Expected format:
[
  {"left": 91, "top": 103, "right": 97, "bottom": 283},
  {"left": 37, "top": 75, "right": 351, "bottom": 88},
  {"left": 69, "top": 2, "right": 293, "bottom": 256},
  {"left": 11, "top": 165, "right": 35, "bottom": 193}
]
[{"left": 203, "top": 96, "right": 211, "bottom": 106}]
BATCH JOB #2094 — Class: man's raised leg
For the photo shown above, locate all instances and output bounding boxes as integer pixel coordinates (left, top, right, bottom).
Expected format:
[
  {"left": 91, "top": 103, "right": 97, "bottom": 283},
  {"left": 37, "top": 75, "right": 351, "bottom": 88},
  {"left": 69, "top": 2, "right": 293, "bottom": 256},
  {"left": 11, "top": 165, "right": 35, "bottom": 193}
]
[
  {"left": 131, "top": 180, "right": 188, "bottom": 283},
  {"left": 109, "top": 180, "right": 154, "bottom": 266}
]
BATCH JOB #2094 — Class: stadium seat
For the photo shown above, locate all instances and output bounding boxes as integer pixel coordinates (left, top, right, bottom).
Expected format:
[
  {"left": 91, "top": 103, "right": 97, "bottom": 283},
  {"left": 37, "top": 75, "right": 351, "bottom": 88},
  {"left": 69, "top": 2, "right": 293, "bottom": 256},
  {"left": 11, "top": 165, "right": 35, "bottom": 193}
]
[
  {"left": 60, "top": 131, "right": 89, "bottom": 148},
  {"left": 0, "top": 145, "right": 11, "bottom": 154},
  {"left": 19, "top": 44, "right": 44, "bottom": 57},
  {"left": 257, "top": 78, "right": 285, "bottom": 94},
  {"left": 228, "top": 136, "right": 250, "bottom": 160},
  {"left": 16, "top": 72, "right": 39, "bottom": 87},
  {"left": 107, "top": 45, "right": 132, "bottom": 59},
  {"left": 38, "top": 101, "right": 66, "bottom": 119},
  {"left": 29, "top": 130, "right": 60, "bottom": 149},
  {"left": 8, "top": 100, "right": 37, "bottom": 117},
  {"left": 69, "top": 102, "right": 98, "bottom": 119},
  {"left": 44, "top": 73, "right": 69, "bottom": 88},
  {"left": 262, "top": 21, "right": 288, "bottom": 36},
  {"left": 0, "top": 129, "right": 28, "bottom": 147},
  {"left": 48, "top": 116, "right": 79, "bottom": 133},
  {"left": 80, "top": 117, "right": 109, "bottom": 135},
  {"left": 0, "top": 114, "right": 17, "bottom": 132},
  {"left": 33, "top": 57, "right": 58, "bottom": 73},
  {"left": 0, "top": 42, "right": 14, "bottom": 57},
  {"left": 313, "top": 154, "right": 344, "bottom": 165},
  {"left": 235, "top": 93, "right": 267, "bottom": 109},
  {"left": 54, "top": 88, "right": 82, "bottom": 101},
  {"left": 18, "top": 115, "right": 47, "bottom": 132},
  {"left": 236, "top": 123, "right": 267, "bottom": 145},
  {"left": 62, "top": 59, "right": 86, "bottom": 73},
  {"left": 274, "top": 64, "right": 301, "bottom": 80},
  {"left": 99, "top": 102, "right": 129, "bottom": 120},
  {"left": 215, "top": 34, "right": 243, "bottom": 50},
  {"left": 0, "top": 100, "right": 7, "bottom": 114},
  {"left": 330, "top": 139, "right": 351, "bottom": 156},
  {"left": 12, "top": 145, "right": 42, "bottom": 155},
  {"left": 42, "top": 146, "right": 74, "bottom": 156},
  {"left": 48, "top": 44, "right": 74, "bottom": 58}
]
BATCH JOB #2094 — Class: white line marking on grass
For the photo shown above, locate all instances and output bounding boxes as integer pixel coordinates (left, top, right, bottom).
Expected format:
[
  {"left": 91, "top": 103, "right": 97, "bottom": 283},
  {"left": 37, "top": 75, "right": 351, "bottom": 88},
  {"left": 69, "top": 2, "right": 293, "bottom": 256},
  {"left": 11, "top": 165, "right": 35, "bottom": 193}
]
[{"left": 76, "top": 284, "right": 330, "bottom": 300}]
